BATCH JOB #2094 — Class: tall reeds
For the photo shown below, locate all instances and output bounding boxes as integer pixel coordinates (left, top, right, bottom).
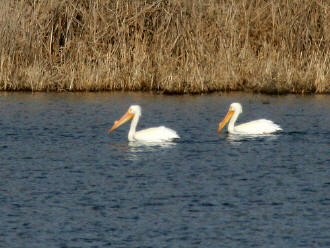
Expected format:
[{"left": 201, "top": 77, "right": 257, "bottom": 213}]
[{"left": 0, "top": 0, "right": 329, "bottom": 93}]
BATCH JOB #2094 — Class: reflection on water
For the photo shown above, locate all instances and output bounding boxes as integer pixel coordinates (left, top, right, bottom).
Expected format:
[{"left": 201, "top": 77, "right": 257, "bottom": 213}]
[
  {"left": 223, "top": 133, "right": 280, "bottom": 145},
  {"left": 128, "top": 141, "right": 177, "bottom": 161},
  {"left": 128, "top": 141, "right": 177, "bottom": 150},
  {"left": 109, "top": 140, "right": 178, "bottom": 161}
]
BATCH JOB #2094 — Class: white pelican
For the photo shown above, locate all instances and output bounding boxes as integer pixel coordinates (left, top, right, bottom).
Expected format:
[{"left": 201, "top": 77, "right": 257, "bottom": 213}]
[
  {"left": 217, "top": 102, "right": 282, "bottom": 135},
  {"left": 108, "top": 105, "right": 180, "bottom": 142}
]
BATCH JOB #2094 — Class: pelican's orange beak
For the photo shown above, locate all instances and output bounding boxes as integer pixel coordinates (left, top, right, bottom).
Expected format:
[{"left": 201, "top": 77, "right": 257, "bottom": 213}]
[
  {"left": 217, "top": 108, "right": 234, "bottom": 134},
  {"left": 107, "top": 110, "right": 134, "bottom": 133}
]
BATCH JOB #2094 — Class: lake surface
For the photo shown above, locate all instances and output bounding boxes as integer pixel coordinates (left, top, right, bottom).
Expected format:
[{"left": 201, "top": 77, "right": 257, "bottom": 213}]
[{"left": 0, "top": 92, "right": 329, "bottom": 248}]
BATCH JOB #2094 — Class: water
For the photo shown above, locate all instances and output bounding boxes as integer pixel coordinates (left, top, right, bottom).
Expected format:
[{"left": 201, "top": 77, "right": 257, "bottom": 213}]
[{"left": 0, "top": 92, "right": 329, "bottom": 248}]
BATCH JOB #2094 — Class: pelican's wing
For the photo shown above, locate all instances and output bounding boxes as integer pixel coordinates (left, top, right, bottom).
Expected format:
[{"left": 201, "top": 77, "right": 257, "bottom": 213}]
[
  {"left": 235, "top": 119, "right": 282, "bottom": 134},
  {"left": 134, "top": 126, "right": 179, "bottom": 142}
]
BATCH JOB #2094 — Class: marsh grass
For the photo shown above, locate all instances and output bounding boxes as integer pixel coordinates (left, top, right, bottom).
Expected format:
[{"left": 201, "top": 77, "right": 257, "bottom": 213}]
[{"left": 0, "top": 0, "right": 329, "bottom": 93}]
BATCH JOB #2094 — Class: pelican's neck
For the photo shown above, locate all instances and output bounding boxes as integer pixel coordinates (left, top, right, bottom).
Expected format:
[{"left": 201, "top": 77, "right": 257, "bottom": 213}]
[
  {"left": 128, "top": 114, "right": 140, "bottom": 141},
  {"left": 228, "top": 110, "right": 240, "bottom": 133}
]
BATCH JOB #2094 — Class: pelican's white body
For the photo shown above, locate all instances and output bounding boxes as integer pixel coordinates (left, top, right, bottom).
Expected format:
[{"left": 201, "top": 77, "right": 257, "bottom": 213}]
[
  {"left": 223, "top": 103, "right": 282, "bottom": 135},
  {"left": 228, "top": 118, "right": 282, "bottom": 134},
  {"left": 129, "top": 125, "right": 179, "bottom": 142},
  {"left": 111, "top": 105, "right": 179, "bottom": 142}
]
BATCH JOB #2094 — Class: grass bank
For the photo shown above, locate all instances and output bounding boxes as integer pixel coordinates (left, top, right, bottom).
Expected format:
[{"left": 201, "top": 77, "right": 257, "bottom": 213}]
[{"left": 0, "top": 0, "right": 329, "bottom": 94}]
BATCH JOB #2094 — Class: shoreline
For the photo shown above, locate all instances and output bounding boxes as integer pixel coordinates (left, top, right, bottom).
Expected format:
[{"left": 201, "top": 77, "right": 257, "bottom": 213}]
[{"left": 0, "top": 89, "right": 329, "bottom": 96}]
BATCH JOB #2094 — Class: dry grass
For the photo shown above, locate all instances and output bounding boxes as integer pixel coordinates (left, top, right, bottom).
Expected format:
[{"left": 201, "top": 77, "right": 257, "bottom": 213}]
[{"left": 0, "top": 0, "right": 329, "bottom": 94}]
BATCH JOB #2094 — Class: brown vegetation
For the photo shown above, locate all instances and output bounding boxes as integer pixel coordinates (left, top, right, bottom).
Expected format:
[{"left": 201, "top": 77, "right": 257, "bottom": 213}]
[{"left": 0, "top": 0, "right": 329, "bottom": 94}]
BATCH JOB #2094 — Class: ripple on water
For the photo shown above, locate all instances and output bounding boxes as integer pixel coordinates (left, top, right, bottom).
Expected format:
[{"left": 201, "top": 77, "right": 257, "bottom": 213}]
[{"left": 0, "top": 92, "right": 329, "bottom": 247}]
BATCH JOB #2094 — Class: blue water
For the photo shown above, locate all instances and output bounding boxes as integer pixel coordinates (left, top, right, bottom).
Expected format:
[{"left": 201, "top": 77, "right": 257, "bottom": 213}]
[{"left": 0, "top": 92, "right": 329, "bottom": 247}]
